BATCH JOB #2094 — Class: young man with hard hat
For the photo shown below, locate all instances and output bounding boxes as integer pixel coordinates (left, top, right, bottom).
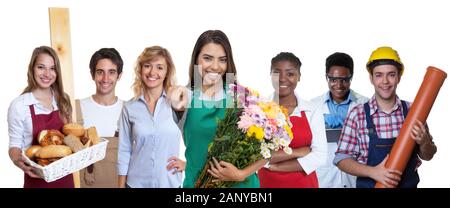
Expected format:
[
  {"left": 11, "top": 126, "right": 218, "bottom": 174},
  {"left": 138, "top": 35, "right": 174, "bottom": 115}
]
[
  {"left": 333, "top": 46, "right": 437, "bottom": 188},
  {"left": 312, "top": 52, "right": 368, "bottom": 188}
]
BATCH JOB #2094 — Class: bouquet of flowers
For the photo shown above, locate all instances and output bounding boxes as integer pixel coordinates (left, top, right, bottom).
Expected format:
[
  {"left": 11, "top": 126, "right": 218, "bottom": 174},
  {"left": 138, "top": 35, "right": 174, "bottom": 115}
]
[{"left": 195, "top": 84, "right": 293, "bottom": 188}]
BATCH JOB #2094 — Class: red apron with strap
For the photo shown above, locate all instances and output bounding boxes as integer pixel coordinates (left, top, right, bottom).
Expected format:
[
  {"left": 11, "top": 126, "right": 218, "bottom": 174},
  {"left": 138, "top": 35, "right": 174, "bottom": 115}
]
[
  {"left": 24, "top": 105, "right": 74, "bottom": 188},
  {"left": 259, "top": 111, "right": 319, "bottom": 188}
]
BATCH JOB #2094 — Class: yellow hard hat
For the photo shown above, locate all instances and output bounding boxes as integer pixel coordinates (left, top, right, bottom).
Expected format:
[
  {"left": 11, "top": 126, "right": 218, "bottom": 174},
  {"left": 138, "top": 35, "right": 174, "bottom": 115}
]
[{"left": 366, "top": 46, "right": 404, "bottom": 75}]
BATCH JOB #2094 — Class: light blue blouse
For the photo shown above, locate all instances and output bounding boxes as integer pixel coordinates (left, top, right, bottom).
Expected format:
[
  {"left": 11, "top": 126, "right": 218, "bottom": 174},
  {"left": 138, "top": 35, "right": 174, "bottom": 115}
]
[
  {"left": 117, "top": 92, "right": 182, "bottom": 188},
  {"left": 324, "top": 91, "right": 356, "bottom": 129}
]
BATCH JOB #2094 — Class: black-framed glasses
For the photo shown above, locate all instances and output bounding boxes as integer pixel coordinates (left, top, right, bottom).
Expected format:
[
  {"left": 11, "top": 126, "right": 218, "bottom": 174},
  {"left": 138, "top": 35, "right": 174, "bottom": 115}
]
[{"left": 326, "top": 75, "right": 352, "bottom": 84}]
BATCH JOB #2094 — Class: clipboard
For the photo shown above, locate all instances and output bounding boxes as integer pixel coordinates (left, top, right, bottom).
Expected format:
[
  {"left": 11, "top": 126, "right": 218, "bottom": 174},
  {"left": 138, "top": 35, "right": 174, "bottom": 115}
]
[{"left": 325, "top": 128, "right": 342, "bottom": 143}]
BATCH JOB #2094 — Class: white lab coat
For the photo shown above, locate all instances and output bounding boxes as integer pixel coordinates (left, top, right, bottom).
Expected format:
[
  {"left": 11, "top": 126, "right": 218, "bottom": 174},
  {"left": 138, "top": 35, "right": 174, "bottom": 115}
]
[{"left": 311, "top": 90, "right": 369, "bottom": 188}]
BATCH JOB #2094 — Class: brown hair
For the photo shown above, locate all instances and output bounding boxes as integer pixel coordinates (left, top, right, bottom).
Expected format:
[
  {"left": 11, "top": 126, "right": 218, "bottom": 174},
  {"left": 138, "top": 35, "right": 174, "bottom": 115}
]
[
  {"left": 188, "top": 30, "right": 237, "bottom": 90},
  {"left": 132, "top": 46, "right": 176, "bottom": 99},
  {"left": 22, "top": 46, "right": 72, "bottom": 123}
]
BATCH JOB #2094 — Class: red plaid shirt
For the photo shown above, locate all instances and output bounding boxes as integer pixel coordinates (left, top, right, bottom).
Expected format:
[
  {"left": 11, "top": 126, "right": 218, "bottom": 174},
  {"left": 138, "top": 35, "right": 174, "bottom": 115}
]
[{"left": 334, "top": 96, "right": 421, "bottom": 167}]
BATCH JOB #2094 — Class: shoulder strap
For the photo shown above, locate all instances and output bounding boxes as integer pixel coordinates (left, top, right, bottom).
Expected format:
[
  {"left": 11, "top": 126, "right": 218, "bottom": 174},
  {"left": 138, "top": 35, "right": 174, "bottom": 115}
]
[
  {"left": 75, "top": 99, "right": 84, "bottom": 126},
  {"left": 400, "top": 100, "right": 409, "bottom": 119},
  {"left": 363, "top": 102, "right": 378, "bottom": 139},
  {"left": 29, "top": 105, "right": 36, "bottom": 117}
]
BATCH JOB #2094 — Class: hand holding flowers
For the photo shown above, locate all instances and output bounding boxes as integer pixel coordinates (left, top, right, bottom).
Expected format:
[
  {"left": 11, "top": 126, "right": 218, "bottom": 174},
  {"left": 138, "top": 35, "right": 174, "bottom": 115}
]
[{"left": 195, "top": 84, "right": 294, "bottom": 188}]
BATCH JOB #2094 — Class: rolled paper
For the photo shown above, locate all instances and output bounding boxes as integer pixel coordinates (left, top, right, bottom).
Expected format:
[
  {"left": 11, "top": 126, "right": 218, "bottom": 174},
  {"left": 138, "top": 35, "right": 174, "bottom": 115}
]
[{"left": 375, "top": 66, "right": 447, "bottom": 188}]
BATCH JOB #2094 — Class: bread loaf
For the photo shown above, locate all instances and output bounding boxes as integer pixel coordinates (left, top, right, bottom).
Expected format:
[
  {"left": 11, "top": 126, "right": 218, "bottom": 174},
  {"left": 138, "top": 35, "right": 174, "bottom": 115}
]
[
  {"left": 35, "top": 145, "right": 72, "bottom": 159},
  {"left": 87, "top": 127, "right": 101, "bottom": 145},
  {"left": 25, "top": 145, "right": 42, "bottom": 159},
  {"left": 64, "top": 135, "right": 85, "bottom": 152},
  {"left": 63, "top": 123, "right": 85, "bottom": 137}
]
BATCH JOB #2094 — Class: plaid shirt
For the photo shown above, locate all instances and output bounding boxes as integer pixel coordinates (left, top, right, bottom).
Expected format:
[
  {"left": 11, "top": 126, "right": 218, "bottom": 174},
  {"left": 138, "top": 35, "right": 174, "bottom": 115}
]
[{"left": 333, "top": 95, "right": 421, "bottom": 167}]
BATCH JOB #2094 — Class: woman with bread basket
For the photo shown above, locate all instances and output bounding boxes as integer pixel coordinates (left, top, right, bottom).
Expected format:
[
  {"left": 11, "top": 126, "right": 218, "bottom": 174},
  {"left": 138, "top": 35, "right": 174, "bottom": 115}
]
[{"left": 7, "top": 46, "right": 74, "bottom": 188}]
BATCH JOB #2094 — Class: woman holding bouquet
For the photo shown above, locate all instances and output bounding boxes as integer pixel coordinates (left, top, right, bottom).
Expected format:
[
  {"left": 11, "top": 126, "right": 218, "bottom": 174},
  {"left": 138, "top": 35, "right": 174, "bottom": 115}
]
[
  {"left": 117, "top": 46, "right": 184, "bottom": 188},
  {"left": 8, "top": 46, "right": 74, "bottom": 188},
  {"left": 258, "top": 52, "right": 327, "bottom": 188},
  {"left": 170, "top": 30, "right": 267, "bottom": 188}
]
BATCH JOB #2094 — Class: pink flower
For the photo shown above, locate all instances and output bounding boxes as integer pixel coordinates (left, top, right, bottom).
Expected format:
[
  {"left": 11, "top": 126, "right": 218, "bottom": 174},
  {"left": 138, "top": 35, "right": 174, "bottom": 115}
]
[
  {"left": 237, "top": 114, "right": 253, "bottom": 130},
  {"left": 267, "top": 118, "right": 278, "bottom": 130},
  {"left": 245, "top": 105, "right": 265, "bottom": 118}
]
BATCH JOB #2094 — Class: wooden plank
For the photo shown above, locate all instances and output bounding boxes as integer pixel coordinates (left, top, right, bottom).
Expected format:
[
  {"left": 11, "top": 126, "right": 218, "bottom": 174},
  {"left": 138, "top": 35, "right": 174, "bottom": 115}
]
[{"left": 48, "top": 7, "right": 80, "bottom": 188}]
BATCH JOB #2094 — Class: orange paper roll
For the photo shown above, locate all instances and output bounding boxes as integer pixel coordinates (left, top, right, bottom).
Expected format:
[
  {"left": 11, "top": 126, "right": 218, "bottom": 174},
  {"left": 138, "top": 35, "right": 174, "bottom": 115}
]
[{"left": 375, "top": 66, "right": 447, "bottom": 188}]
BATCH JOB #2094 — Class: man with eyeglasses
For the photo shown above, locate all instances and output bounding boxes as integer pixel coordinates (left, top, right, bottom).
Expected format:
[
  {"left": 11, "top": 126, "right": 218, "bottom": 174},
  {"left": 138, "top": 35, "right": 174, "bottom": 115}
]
[{"left": 312, "top": 52, "right": 368, "bottom": 188}]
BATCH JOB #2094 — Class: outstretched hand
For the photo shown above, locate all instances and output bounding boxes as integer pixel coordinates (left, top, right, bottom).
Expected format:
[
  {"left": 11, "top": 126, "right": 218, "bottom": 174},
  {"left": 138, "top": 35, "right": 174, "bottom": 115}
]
[{"left": 168, "top": 85, "right": 189, "bottom": 111}]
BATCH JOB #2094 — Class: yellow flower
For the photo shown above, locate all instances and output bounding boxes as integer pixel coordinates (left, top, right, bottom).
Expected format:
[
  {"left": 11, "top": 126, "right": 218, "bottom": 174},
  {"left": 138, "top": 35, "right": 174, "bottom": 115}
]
[
  {"left": 280, "top": 105, "right": 290, "bottom": 119},
  {"left": 284, "top": 125, "right": 293, "bottom": 140},
  {"left": 259, "top": 102, "right": 278, "bottom": 119},
  {"left": 246, "top": 125, "right": 265, "bottom": 141},
  {"left": 249, "top": 88, "right": 260, "bottom": 97}
]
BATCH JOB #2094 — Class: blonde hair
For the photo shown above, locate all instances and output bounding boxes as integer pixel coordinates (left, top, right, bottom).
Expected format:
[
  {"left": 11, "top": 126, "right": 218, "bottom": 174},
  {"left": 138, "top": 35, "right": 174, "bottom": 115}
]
[
  {"left": 132, "top": 46, "right": 176, "bottom": 100},
  {"left": 22, "top": 46, "right": 72, "bottom": 123}
]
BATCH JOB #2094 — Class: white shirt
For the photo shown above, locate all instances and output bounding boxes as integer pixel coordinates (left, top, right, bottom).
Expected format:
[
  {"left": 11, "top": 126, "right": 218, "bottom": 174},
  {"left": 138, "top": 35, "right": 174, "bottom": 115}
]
[
  {"left": 270, "top": 93, "right": 328, "bottom": 175},
  {"left": 79, "top": 96, "right": 124, "bottom": 137},
  {"left": 292, "top": 95, "right": 328, "bottom": 175},
  {"left": 8, "top": 92, "right": 59, "bottom": 150}
]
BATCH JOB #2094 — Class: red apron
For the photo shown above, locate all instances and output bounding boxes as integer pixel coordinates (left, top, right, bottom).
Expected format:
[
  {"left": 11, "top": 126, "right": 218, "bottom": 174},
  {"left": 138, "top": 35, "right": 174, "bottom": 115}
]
[
  {"left": 259, "top": 111, "right": 319, "bottom": 188},
  {"left": 24, "top": 105, "right": 74, "bottom": 188}
]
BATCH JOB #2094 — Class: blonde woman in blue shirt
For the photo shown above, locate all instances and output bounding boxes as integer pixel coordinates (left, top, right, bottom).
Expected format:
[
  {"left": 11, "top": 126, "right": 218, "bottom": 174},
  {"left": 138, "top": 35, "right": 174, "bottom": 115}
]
[{"left": 117, "top": 46, "right": 184, "bottom": 188}]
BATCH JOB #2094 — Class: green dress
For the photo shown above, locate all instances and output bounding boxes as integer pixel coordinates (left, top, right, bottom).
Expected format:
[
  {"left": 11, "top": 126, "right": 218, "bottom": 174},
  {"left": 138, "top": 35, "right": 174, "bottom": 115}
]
[{"left": 182, "top": 89, "right": 260, "bottom": 188}]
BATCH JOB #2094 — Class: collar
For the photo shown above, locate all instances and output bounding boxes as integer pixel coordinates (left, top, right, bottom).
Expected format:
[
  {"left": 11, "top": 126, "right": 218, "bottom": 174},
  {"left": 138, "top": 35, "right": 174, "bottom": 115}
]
[
  {"left": 23, "top": 91, "right": 58, "bottom": 109},
  {"left": 197, "top": 87, "right": 225, "bottom": 101},
  {"left": 368, "top": 95, "right": 402, "bottom": 115},
  {"left": 139, "top": 90, "right": 167, "bottom": 103},
  {"left": 325, "top": 90, "right": 355, "bottom": 105},
  {"left": 292, "top": 93, "right": 314, "bottom": 116},
  {"left": 270, "top": 92, "right": 313, "bottom": 116}
]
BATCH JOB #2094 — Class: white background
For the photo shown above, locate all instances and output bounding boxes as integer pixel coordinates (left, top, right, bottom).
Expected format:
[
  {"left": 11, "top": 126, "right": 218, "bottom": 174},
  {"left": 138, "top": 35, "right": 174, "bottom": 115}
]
[{"left": 0, "top": 0, "right": 448, "bottom": 187}]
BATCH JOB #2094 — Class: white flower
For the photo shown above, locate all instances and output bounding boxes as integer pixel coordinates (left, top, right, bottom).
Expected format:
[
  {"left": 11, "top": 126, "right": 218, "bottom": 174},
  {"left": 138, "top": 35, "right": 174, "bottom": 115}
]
[
  {"left": 267, "top": 143, "right": 275, "bottom": 150},
  {"left": 279, "top": 138, "right": 290, "bottom": 147},
  {"left": 273, "top": 137, "right": 280, "bottom": 145},
  {"left": 283, "top": 147, "right": 293, "bottom": 155},
  {"left": 270, "top": 138, "right": 283, "bottom": 150},
  {"left": 260, "top": 142, "right": 268, "bottom": 149},
  {"left": 276, "top": 113, "right": 287, "bottom": 126},
  {"left": 261, "top": 147, "right": 271, "bottom": 159}
]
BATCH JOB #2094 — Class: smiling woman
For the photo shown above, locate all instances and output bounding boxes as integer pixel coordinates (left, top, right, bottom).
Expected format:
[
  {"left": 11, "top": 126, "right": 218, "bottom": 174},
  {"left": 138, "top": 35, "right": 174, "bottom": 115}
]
[
  {"left": 117, "top": 46, "right": 184, "bottom": 188},
  {"left": 7, "top": 46, "right": 74, "bottom": 188},
  {"left": 258, "top": 52, "right": 327, "bottom": 188},
  {"left": 171, "top": 30, "right": 267, "bottom": 188},
  {"left": 197, "top": 43, "right": 228, "bottom": 89}
]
